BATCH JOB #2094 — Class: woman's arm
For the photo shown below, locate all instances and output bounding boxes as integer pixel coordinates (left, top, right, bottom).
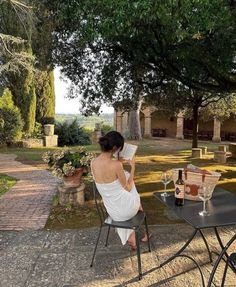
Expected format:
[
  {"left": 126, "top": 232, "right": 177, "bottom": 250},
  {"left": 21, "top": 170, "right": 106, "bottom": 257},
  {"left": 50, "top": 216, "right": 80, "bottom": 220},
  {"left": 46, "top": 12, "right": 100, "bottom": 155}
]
[{"left": 115, "top": 158, "right": 135, "bottom": 192}]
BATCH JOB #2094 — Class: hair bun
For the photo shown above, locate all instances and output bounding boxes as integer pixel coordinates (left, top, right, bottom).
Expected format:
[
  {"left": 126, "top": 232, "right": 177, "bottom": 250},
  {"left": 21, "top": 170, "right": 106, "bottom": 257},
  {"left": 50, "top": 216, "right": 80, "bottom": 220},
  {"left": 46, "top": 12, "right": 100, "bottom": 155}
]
[
  {"left": 99, "top": 136, "right": 111, "bottom": 151},
  {"left": 98, "top": 131, "right": 124, "bottom": 152}
]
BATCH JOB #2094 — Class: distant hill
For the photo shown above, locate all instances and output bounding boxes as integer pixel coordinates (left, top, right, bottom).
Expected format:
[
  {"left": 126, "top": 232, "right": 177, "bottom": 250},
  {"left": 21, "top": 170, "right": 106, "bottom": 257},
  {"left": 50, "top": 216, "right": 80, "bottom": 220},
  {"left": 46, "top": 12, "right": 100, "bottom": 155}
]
[{"left": 55, "top": 113, "right": 113, "bottom": 129}]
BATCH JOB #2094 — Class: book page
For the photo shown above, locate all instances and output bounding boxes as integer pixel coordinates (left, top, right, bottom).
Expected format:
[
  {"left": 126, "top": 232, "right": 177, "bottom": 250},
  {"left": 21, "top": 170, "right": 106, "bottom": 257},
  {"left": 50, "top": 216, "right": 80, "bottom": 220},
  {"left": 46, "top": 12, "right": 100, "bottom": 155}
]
[{"left": 118, "top": 143, "right": 137, "bottom": 160}]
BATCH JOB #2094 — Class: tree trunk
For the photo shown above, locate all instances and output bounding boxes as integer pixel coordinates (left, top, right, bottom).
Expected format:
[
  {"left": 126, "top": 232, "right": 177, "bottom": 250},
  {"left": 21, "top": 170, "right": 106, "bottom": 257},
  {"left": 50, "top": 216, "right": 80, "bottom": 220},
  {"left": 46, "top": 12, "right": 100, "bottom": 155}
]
[
  {"left": 128, "top": 107, "right": 142, "bottom": 140},
  {"left": 192, "top": 104, "right": 199, "bottom": 148}
]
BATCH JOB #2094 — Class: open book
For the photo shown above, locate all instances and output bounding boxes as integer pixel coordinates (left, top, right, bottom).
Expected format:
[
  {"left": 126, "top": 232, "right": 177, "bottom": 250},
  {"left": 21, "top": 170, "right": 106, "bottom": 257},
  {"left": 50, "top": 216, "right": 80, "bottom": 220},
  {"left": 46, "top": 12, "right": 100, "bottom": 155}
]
[{"left": 114, "top": 143, "right": 138, "bottom": 160}]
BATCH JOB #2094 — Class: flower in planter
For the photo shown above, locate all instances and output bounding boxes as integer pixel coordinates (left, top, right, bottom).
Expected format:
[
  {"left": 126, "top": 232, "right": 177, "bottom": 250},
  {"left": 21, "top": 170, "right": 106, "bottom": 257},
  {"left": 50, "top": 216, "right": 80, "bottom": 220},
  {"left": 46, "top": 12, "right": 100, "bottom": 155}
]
[{"left": 42, "top": 148, "right": 95, "bottom": 179}]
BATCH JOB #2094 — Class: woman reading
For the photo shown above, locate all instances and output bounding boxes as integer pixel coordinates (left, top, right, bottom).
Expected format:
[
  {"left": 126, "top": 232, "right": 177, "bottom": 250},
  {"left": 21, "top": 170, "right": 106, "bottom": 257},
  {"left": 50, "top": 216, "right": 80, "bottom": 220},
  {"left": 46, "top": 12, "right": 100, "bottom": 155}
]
[{"left": 91, "top": 131, "right": 148, "bottom": 250}]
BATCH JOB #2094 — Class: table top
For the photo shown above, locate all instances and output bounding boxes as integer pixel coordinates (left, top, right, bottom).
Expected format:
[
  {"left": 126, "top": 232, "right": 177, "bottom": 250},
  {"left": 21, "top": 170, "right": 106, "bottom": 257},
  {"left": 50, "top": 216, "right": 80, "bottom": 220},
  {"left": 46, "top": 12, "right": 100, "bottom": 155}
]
[{"left": 154, "top": 187, "right": 236, "bottom": 229}]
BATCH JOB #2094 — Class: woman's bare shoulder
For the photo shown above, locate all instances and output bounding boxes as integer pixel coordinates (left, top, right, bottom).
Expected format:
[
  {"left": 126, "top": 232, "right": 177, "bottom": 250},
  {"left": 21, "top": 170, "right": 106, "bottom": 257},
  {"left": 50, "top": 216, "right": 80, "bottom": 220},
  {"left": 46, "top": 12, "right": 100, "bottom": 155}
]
[{"left": 112, "top": 159, "right": 123, "bottom": 170}]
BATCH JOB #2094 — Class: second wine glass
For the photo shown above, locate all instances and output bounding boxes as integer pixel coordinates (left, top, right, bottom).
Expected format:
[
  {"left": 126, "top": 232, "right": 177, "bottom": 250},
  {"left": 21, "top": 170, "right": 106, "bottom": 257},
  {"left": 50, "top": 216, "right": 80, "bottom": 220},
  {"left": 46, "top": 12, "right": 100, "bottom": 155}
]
[
  {"left": 160, "top": 170, "right": 172, "bottom": 197},
  {"left": 198, "top": 184, "right": 212, "bottom": 216}
]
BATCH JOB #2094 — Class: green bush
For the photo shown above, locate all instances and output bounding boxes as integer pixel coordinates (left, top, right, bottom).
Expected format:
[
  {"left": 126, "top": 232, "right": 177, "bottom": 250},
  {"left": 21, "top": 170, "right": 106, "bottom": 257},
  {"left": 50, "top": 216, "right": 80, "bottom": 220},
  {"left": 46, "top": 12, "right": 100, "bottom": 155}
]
[
  {"left": 0, "top": 89, "right": 23, "bottom": 144},
  {"left": 31, "top": 122, "right": 43, "bottom": 138},
  {"left": 55, "top": 120, "right": 91, "bottom": 146},
  {"left": 101, "top": 123, "right": 113, "bottom": 135}
]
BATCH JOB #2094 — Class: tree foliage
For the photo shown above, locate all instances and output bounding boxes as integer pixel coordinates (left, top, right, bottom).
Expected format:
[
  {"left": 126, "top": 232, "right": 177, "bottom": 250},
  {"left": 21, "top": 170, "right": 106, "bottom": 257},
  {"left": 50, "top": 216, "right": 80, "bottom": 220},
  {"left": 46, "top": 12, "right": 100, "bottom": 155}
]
[
  {"left": 55, "top": 120, "right": 91, "bottom": 147},
  {"left": 35, "top": 70, "right": 55, "bottom": 124},
  {"left": 32, "top": 0, "right": 55, "bottom": 124},
  {"left": 0, "top": 0, "right": 34, "bottom": 77},
  {"left": 52, "top": 0, "right": 236, "bottom": 115},
  {"left": 200, "top": 94, "right": 236, "bottom": 122},
  {"left": 0, "top": 88, "right": 23, "bottom": 144}
]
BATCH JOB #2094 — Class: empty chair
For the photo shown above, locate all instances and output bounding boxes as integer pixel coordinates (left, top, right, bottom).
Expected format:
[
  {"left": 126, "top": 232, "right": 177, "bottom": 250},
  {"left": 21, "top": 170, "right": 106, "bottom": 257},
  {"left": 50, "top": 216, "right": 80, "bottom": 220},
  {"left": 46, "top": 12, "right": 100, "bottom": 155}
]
[{"left": 207, "top": 233, "right": 236, "bottom": 287}]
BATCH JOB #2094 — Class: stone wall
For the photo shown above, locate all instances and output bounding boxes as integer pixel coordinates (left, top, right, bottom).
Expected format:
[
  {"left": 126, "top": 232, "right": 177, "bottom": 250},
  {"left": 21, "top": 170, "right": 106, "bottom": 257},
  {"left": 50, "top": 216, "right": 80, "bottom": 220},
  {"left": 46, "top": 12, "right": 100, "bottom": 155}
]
[
  {"left": 21, "top": 138, "right": 44, "bottom": 148},
  {"left": 151, "top": 112, "right": 177, "bottom": 137}
]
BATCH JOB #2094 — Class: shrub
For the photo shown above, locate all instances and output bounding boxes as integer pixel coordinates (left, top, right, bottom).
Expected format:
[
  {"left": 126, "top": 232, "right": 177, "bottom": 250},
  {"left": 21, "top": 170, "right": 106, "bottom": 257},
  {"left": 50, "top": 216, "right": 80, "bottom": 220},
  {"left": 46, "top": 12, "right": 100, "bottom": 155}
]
[
  {"left": 31, "top": 122, "right": 43, "bottom": 138},
  {"left": 0, "top": 88, "right": 23, "bottom": 145},
  {"left": 101, "top": 123, "right": 113, "bottom": 135},
  {"left": 55, "top": 120, "right": 91, "bottom": 147}
]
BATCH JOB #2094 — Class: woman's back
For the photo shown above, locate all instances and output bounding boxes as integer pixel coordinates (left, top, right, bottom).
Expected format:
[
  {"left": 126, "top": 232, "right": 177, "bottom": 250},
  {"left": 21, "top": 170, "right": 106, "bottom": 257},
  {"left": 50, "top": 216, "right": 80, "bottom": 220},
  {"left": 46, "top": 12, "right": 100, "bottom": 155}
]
[{"left": 91, "top": 156, "right": 120, "bottom": 184}]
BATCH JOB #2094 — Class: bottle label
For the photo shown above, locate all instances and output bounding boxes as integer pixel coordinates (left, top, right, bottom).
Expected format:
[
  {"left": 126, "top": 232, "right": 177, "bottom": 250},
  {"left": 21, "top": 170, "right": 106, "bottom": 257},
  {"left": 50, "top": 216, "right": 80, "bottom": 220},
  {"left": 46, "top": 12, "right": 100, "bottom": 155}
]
[{"left": 175, "top": 184, "right": 185, "bottom": 199}]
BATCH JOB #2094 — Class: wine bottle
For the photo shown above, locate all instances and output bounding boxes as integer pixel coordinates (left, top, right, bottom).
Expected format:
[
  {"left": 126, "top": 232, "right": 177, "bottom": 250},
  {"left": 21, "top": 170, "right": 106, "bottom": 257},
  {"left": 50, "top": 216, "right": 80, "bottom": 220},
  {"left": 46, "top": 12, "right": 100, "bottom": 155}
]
[{"left": 175, "top": 169, "right": 185, "bottom": 206}]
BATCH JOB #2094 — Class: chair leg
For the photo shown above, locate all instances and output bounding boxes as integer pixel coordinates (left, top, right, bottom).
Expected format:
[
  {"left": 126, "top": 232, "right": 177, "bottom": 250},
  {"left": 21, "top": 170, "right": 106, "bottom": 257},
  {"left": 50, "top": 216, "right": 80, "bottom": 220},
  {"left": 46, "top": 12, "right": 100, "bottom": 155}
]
[
  {"left": 90, "top": 225, "right": 102, "bottom": 267},
  {"left": 105, "top": 226, "right": 110, "bottom": 247},
  {"left": 144, "top": 215, "right": 151, "bottom": 252},
  {"left": 135, "top": 230, "right": 142, "bottom": 280},
  {"left": 221, "top": 260, "right": 229, "bottom": 286}
]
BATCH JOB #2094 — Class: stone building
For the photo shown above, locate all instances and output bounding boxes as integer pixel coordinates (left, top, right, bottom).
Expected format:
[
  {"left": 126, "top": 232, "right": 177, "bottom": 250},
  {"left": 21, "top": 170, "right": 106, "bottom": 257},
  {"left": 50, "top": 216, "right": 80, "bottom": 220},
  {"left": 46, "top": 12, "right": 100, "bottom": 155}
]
[{"left": 114, "top": 107, "right": 236, "bottom": 142}]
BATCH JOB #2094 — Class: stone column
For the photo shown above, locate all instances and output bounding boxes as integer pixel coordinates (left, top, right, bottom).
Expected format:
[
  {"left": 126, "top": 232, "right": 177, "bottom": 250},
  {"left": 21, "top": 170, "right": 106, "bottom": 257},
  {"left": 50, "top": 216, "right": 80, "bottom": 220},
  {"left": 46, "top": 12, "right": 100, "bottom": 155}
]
[
  {"left": 113, "top": 110, "right": 117, "bottom": 130},
  {"left": 176, "top": 112, "right": 184, "bottom": 140},
  {"left": 144, "top": 116, "right": 151, "bottom": 138},
  {"left": 212, "top": 118, "right": 221, "bottom": 142},
  {"left": 142, "top": 107, "right": 152, "bottom": 138},
  {"left": 116, "top": 111, "right": 123, "bottom": 133},
  {"left": 121, "top": 112, "right": 128, "bottom": 134}
]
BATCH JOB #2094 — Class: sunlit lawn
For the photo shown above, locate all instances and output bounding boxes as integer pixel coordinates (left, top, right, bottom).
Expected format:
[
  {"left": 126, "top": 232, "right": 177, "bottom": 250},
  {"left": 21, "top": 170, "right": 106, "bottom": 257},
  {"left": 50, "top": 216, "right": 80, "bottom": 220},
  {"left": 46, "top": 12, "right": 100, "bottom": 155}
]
[
  {"left": 0, "top": 174, "right": 17, "bottom": 197},
  {"left": 1, "top": 138, "right": 236, "bottom": 229}
]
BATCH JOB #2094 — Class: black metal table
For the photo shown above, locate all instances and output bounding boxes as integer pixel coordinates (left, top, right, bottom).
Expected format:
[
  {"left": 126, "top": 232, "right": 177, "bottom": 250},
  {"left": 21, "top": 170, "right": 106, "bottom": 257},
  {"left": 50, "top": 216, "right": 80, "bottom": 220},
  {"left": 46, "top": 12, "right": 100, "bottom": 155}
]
[{"left": 154, "top": 187, "right": 236, "bottom": 286}]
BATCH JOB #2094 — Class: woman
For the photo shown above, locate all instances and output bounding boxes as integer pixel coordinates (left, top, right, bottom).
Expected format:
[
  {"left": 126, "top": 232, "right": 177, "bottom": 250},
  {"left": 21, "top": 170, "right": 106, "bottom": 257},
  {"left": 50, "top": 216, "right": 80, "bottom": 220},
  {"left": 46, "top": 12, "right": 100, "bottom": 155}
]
[{"left": 91, "top": 131, "right": 147, "bottom": 250}]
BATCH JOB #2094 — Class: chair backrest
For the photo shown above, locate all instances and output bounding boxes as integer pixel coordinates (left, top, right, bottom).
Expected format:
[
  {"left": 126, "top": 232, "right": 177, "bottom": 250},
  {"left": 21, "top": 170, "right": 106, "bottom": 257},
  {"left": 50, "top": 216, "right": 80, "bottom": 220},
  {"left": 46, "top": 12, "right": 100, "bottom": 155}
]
[{"left": 93, "top": 182, "right": 108, "bottom": 224}]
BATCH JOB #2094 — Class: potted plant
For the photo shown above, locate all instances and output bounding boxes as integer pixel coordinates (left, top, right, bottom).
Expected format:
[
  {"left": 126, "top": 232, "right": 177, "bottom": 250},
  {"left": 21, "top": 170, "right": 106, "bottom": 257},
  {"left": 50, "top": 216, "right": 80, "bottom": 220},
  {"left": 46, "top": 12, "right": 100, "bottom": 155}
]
[{"left": 42, "top": 147, "right": 95, "bottom": 187}]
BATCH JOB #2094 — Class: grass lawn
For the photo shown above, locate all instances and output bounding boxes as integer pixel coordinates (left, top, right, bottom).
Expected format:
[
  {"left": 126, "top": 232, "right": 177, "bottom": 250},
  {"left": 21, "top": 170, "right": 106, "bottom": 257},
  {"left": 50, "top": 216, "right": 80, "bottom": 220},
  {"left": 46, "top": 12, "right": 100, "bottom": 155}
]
[
  {"left": 0, "top": 174, "right": 17, "bottom": 197},
  {"left": 2, "top": 138, "right": 236, "bottom": 229}
]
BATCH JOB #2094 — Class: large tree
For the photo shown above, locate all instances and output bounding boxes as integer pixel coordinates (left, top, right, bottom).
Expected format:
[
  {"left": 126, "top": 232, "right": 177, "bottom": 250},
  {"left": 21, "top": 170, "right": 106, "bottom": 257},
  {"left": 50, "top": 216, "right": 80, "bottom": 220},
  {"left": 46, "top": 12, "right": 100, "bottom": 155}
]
[
  {"left": 32, "top": 0, "right": 55, "bottom": 125},
  {"left": 53, "top": 0, "right": 236, "bottom": 98},
  {"left": 0, "top": 0, "right": 36, "bottom": 134},
  {"left": 49, "top": 0, "right": 236, "bottom": 142}
]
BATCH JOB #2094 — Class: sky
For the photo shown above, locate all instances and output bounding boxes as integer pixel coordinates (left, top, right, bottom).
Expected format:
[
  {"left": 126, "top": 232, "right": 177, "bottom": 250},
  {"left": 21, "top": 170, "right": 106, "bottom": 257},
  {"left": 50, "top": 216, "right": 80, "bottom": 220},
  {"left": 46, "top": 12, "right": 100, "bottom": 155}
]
[{"left": 54, "top": 68, "right": 113, "bottom": 114}]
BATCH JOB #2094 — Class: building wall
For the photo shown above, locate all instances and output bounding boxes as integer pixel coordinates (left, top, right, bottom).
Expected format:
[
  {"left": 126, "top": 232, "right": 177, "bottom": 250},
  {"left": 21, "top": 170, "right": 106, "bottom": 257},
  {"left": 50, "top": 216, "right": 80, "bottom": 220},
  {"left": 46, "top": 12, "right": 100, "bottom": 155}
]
[
  {"left": 151, "top": 111, "right": 177, "bottom": 137},
  {"left": 199, "top": 120, "right": 214, "bottom": 131},
  {"left": 221, "top": 117, "right": 236, "bottom": 132}
]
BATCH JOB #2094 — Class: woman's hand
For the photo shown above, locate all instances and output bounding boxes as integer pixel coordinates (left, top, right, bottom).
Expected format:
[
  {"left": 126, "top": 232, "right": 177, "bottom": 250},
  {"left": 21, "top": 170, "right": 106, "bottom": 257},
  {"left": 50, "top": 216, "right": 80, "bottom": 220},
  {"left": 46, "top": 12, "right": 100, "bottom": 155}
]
[
  {"left": 127, "top": 157, "right": 135, "bottom": 168},
  {"left": 117, "top": 156, "right": 126, "bottom": 163}
]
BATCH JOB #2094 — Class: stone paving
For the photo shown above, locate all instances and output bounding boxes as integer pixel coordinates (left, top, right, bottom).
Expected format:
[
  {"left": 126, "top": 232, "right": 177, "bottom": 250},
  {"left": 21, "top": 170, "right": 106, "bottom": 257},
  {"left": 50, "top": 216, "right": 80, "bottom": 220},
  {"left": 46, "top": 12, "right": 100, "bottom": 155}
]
[
  {"left": 0, "top": 154, "right": 58, "bottom": 230},
  {"left": 0, "top": 225, "right": 235, "bottom": 287}
]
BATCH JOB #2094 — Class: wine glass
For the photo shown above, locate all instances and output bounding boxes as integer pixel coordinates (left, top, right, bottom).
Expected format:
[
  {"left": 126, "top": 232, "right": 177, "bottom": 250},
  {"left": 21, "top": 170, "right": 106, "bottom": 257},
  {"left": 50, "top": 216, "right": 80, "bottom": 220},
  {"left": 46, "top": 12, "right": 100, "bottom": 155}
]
[
  {"left": 160, "top": 170, "right": 172, "bottom": 197},
  {"left": 198, "top": 184, "right": 212, "bottom": 216}
]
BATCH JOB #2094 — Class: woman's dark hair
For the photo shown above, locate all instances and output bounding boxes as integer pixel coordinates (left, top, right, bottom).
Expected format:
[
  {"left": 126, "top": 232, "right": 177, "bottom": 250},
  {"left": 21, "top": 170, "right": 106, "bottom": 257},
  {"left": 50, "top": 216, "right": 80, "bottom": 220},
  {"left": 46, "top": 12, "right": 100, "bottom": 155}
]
[{"left": 99, "top": 131, "right": 124, "bottom": 152}]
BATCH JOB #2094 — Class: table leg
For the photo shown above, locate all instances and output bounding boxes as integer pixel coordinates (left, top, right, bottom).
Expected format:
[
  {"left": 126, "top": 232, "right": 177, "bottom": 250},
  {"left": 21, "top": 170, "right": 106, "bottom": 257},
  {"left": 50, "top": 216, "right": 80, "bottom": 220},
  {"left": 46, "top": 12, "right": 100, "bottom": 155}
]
[
  {"left": 199, "top": 229, "right": 213, "bottom": 262},
  {"left": 176, "top": 254, "right": 205, "bottom": 287},
  {"left": 159, "top": 229, "right": 198, "bottom": 268}
]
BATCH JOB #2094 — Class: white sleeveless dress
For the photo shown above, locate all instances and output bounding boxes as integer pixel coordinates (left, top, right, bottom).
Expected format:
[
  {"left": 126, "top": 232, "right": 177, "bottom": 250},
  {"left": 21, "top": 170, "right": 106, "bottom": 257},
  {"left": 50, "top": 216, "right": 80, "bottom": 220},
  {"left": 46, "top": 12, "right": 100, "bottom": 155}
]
[{"left": 94, "top": 171, "right": 141, "bottom": 245}]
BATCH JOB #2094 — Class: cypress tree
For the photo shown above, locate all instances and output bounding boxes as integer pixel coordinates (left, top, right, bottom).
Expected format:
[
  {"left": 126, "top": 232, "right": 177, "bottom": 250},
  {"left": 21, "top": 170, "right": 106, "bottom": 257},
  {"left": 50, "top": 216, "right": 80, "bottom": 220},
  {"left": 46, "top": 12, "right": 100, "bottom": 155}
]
[
  {"left": 35, "top": 69, "right": 55, "bottom": 124},
  {"left": 0, "top": 1, "right": 36, "bottom": 134},
  {"left": 33, "top": 1, "right": 56, "bottom": 125}
]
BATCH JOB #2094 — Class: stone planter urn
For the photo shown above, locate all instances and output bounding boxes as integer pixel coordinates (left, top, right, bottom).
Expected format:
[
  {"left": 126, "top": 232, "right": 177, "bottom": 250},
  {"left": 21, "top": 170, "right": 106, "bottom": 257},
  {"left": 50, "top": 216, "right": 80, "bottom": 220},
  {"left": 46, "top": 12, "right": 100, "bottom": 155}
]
[
  {"left": 58, "top": 183, "right": 85, "bottom": 206},
  {"left": 44, "top": 124, "right": 54, "bottom": 136},
  {"left": 63, "top": 168, "right": 84, "bottom": 188}
]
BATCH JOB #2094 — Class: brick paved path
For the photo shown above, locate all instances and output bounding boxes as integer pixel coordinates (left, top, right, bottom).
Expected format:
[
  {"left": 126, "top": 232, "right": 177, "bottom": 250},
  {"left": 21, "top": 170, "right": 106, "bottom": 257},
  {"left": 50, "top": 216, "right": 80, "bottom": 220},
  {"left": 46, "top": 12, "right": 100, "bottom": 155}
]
[{"left": 0, "top": 154, "right": 58, "bottom": 230}]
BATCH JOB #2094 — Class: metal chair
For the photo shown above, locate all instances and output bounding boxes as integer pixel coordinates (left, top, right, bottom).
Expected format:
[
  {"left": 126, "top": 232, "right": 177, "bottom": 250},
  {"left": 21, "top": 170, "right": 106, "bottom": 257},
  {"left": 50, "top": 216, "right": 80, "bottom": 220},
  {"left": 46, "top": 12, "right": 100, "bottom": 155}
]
[
  {"left": 207, "top": 233, "right": 236, "bottom": 287},
  {"left": 90, "top": 182, "right": 151, "bottom": 280}
]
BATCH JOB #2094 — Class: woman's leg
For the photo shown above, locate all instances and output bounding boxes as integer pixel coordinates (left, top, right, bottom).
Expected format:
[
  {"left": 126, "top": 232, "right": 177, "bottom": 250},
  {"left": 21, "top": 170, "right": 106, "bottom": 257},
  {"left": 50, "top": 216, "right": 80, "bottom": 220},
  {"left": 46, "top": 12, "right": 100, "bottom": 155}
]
[
  {"left": 139, "top": 203, "right": 143, "bottom": 211},
  {"left": 127, "top": 231, "right": 136, "bottom": 250}
]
